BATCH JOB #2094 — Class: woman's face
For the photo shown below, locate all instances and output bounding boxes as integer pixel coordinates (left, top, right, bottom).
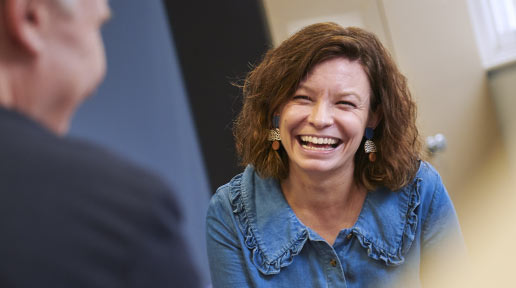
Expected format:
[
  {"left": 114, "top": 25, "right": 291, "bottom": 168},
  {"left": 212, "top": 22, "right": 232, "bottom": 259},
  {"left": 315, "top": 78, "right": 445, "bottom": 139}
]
[{"left": 279, "top": 57, "right": 378, "bottom": 177}]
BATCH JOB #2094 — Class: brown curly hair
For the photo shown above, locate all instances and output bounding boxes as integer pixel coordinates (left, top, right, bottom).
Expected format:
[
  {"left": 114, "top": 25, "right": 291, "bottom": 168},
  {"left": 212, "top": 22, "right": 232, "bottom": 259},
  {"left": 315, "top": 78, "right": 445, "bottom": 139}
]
[{"left": 234, "top": 23, "right": 421, "bottom": 191}]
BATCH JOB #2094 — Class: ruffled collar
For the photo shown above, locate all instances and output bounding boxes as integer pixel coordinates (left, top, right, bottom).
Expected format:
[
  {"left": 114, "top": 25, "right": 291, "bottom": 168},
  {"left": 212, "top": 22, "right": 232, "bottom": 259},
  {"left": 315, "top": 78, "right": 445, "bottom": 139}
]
[{"left": 229, "top": 165, "right": 422, "bottom": 275}]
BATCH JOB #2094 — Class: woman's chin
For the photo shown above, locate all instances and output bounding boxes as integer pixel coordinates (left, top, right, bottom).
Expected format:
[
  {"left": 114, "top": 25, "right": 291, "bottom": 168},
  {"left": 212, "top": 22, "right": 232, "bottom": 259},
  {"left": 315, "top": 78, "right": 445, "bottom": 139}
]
[{"left": 290, "top": 160, "right": 341, "bottom": 175}]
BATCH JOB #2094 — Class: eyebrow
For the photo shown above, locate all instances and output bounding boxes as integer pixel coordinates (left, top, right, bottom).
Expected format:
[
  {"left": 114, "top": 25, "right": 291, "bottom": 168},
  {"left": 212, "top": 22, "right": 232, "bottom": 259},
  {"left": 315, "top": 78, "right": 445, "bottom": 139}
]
[
  {"left": 336, "top": 92, "right": 360, "bottom": 99},
  {"left": 296, "top": 84, "right": 361, "bottom": 99},
  {"left": 295, "top": 84, "right": 316, "bottom": 94}
]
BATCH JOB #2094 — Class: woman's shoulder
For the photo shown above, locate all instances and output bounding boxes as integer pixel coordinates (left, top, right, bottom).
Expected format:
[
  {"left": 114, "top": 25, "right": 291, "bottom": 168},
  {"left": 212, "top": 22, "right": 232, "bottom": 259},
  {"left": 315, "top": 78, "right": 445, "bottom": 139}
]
[
  {"left": 413, "top": 161, "right": 450, "bottom": 213},
  {"left": 355, "top": 161, "right": 460, "bottom": 266},
  {"left": 411, "top": 161, "right": 462, "bottom": 245},
  {"left": 374, "top": 161, "right": 444, "bottom": 209},
  {"left": 207, "top": 165, "right": 262, "bottom": 222},
  {"left": 207, "top": 165, "right": 308, "bottom": 275},
  {"left": 368, "top": 161, "right": 445, "bottom": 218},
  {"left": 416, "top": 161, "right": 443, "bottom": 186},
  {"left": 210, "top": 164, "right": 255, "bottom": 199},
  {"left": 213, "top": 172, "right": 243, "bottom": 199},
  {"left": 207, "top": 168, "right": 246, "bottom": 215}
]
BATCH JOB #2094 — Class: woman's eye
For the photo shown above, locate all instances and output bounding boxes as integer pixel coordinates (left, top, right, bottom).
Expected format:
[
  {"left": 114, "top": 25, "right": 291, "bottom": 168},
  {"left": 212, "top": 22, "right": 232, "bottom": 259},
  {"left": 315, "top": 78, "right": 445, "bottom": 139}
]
[
  {"left": 293, "top": 95, "right": 311, "bottom": 101},
  {"left": 337, "top": 101, "right": 357, "bottom": 108}
]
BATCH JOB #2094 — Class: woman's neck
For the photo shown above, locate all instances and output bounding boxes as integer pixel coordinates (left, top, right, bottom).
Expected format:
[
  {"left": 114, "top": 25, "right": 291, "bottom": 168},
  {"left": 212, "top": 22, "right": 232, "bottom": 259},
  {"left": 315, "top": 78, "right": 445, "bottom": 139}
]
[
  {"left": 281, "top": 164, "right": 358, "bottom": 209},
  {"left": 280, "top": 165, "right": 367, "bottom": 245}
]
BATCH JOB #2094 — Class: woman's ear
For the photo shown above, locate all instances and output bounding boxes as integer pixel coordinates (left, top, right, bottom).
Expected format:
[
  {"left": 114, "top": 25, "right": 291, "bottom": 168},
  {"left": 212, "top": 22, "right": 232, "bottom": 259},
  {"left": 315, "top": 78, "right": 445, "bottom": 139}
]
[
  {"left": 3, "top": 0, "right": 49, "bottom": 56},
  {"left": 367, "top": 106, "right": 382, "bottom": 129}
]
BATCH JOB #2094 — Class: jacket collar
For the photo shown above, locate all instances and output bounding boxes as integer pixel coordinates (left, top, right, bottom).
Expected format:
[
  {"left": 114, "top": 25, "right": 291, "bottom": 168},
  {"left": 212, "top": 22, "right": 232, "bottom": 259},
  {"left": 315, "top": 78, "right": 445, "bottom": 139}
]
[{"left": 230, "top": 165, "right": 422, "bottom": 275}]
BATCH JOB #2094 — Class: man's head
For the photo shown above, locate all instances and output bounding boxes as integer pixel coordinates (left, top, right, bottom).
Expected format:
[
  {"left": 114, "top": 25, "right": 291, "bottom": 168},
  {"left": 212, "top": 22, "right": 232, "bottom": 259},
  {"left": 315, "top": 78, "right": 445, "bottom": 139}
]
[{"left": 0, "top": 0, "right": 111, "bottom": 135}]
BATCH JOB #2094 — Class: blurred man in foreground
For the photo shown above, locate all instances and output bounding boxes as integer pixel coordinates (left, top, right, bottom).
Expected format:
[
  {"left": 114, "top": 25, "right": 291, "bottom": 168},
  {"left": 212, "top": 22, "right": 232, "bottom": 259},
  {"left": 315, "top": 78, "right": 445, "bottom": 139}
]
[{"left": 0, "top": 0, "right": 199, "bottom": 287}]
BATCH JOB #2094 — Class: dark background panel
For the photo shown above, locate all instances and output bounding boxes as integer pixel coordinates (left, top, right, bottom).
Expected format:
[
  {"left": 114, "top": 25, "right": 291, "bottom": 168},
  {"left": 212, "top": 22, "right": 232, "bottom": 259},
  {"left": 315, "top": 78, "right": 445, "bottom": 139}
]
[
  {"left": 70, "top": 0, "right": 211, "bottom": 285},
  {"left": 72, "top": 0, "right": 273, "bottom": 285},
  {"left": 164, "top": 0, "right": 272, "bottom": 191}
]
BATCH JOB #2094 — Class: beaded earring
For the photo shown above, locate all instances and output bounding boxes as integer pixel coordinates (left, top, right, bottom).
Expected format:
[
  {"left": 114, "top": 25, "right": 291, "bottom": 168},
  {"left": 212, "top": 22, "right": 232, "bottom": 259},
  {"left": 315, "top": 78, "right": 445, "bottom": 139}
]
[
  {"left": 364, "top": 127, "right": 377, "bottom": 162},
  {"left": 268, "top": 115, "right": 281, "bottom": 150}
]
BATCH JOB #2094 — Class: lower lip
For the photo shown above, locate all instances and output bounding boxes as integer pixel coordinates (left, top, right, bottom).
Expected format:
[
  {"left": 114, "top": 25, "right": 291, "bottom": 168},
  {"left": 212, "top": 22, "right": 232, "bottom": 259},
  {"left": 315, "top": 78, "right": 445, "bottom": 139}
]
[{"left": 298, "top": 140, "right": 340, "bottom": 154}]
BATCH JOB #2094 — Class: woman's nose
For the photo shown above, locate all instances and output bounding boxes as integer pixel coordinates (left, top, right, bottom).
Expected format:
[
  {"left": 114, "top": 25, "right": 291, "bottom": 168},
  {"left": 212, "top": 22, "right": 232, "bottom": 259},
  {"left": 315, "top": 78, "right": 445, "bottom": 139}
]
[{"left": 308, "top": 102, "right": 333, "bottom": 128}]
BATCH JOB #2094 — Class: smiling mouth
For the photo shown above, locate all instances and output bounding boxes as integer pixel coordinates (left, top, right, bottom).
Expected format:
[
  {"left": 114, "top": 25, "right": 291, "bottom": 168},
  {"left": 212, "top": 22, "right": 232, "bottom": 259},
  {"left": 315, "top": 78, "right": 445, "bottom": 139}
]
[{"left": 298, "top": 135, "right": 341, "bottom": 151}]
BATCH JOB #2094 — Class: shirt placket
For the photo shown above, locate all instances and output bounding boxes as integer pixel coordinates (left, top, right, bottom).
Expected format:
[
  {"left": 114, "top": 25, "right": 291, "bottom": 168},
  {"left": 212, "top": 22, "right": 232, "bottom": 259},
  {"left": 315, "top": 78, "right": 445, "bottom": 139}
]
[{"left": 310, "top": 240, "right": 347, "bottom": 287}]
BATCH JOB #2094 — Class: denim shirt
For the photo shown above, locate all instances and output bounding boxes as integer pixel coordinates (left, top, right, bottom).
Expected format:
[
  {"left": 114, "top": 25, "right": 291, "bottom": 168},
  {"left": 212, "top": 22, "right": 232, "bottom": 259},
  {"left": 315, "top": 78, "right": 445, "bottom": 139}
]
[{"left": 206, "top": 162, "right": 464, "bottom": 287}]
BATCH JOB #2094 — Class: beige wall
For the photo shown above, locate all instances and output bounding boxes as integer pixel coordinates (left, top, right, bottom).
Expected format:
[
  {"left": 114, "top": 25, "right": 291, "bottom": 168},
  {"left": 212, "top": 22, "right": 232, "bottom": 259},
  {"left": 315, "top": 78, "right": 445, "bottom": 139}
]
[
  {"left": 263, "top": 0, "right": 392, "bottom": 51},
  {"left": 262, "top": 0, "right": 513, "bottom": 286},
  {"left": 379, "top": 0, "right": 504, "bottom": 199},
  {"left": 489, "top": 63, "right": 516, "bottom": 168}
]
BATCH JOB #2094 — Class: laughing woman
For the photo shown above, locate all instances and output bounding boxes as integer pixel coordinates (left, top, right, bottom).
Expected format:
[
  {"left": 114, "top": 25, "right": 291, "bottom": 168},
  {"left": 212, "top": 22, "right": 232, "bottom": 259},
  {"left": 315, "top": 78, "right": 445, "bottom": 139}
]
[{"left": 206, "top": 23, "right": 464, "bottom": 288}]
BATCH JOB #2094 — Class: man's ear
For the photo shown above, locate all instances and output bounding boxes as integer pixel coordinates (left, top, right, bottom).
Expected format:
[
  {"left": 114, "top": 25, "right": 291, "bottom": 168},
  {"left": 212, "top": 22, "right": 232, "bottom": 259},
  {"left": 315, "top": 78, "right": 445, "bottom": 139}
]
[
  {"left": 367, "top": 106, "right": 382, "bottom": 129},
  {"left": 3, "top": 0, "right": 49, "bottom": 56}
]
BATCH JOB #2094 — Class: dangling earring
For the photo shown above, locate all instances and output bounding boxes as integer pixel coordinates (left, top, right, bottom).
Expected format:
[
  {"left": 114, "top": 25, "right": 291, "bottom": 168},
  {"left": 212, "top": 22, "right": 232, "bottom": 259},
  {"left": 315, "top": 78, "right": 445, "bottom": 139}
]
[
  {"left": 268, "top": 115, "right": 281, "bottom": 150},
  {"left": 364, "top": 127, "right": 377, "bottom": 162}
]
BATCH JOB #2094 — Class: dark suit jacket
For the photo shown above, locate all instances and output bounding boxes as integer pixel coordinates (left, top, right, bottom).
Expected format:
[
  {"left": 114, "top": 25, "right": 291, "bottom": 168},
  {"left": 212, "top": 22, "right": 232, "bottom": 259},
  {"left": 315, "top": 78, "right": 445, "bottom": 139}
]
[{"left": 0, "top": 108, "right": 199, "bottom": 287}]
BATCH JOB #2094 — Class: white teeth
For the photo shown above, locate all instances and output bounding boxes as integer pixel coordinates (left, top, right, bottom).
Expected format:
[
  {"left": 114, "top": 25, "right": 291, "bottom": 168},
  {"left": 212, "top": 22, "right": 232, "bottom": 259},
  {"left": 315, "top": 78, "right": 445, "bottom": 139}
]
[{"left": 300, "top": 136, "right": 338, "bottom": 145}]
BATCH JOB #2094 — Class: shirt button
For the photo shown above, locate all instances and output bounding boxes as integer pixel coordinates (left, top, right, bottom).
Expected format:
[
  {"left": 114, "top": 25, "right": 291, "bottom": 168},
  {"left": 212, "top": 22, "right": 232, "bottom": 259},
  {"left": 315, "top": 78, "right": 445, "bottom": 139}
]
[
  {"left": 330, "top": 259, "right": 337, "bottom": 267},
  {"left": 346, "top": 233, "right": 353, "bottom": 240}
]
